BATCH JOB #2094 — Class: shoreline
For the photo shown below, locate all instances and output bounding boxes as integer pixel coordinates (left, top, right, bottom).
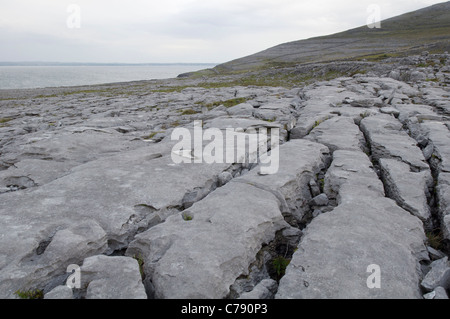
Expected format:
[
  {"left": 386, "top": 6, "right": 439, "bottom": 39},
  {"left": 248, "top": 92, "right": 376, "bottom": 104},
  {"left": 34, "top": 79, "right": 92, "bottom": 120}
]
[{"left": 0, "top": 63, "right": 218, "bottom": 93}]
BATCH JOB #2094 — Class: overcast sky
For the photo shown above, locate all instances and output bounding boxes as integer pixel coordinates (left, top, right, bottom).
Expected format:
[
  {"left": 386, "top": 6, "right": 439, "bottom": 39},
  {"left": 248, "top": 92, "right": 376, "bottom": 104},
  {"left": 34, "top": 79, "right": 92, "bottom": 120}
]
[{"left": 0, "top": 0, "right": 445, "bottom": 63}]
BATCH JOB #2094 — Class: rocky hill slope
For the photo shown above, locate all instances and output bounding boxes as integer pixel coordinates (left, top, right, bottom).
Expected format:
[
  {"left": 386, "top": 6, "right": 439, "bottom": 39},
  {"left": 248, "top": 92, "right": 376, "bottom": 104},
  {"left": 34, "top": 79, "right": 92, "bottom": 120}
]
[{"left": 211, "top": 1, "right": 450, "bottom": 73}]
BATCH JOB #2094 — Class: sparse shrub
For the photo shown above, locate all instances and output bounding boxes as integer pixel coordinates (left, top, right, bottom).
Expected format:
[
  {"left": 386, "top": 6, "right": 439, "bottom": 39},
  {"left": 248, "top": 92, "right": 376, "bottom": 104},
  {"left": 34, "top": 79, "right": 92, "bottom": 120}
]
[
  {"left": 133, "top": 255, "right": 145, "bottom": 279},
  {"left": 312, "top": 120, "right": 322, "bottom": 129},
  {"left": 14, "top": 289, "right": 44, "bottom": 299},
  {"left": 272, "top": 256, "right": 290, "bottom": 280},
  {"left": 170, "top": 120, "right": 181, "bottom": 127},
  {"left": 180, "top": 109, "right": 199, "bottom": 115},
  {"left": 360, "top": 111, "right": 371, "bottom": 119},
  {"left": 426, "top": 231, "right": 443, "bottom": 251},
  {"left": 0, "top": 117, "right": 12, "bottom": 124},
  {"left": 182, "top": 211, "right": 193, "bottom": 221},
  {"left": 319, "top": 178, "right": 325, "bottom": 190}
]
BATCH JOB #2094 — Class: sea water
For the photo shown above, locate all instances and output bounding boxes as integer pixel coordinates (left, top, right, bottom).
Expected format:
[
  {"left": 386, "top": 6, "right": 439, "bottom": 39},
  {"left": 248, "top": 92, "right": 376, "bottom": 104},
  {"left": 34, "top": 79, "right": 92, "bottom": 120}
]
[{"left": 0, "top": 64, "right": 217, "bottom": 90}]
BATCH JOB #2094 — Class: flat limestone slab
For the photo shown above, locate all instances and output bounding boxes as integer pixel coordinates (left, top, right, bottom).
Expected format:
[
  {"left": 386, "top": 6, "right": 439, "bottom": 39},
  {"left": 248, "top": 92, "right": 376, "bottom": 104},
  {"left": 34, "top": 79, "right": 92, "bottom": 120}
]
[
  {"left": 438, "top": 173, "right": 450, "bottom": 241},
  {"left": 126, "top": 140, "right": 330, "bottom": 299},
  {"left": 276, "top": 150, "right": 427, "bottom": 299},
  {"left": 126, "top": 181, "right": 287, "bottom": 299},
  {"left": 0, "top": 140, "right": 233, "bottom": 298},
  {"left": 236, "top": 139, "right": 330, "bottom": 222},
  {"left": 421, "top": 121, "right": 450, "bottom": 173},
  {"left": 380, "top": 158, "right": 432, "bottom": 223},
  {"left": 276, "top": 199, "right": 427, "bottom": 299},
  {"left": 81, "top": 255, "right": 147, "bottom": 299},
  {"left": 360, "top": 114, "right": 429, "bottom": 172},
  {"left": 324, "top": 150, "right": 385, "bottom": 204},
  {"left": 305, "top": 116, "right": 366, "bottom": 153}
]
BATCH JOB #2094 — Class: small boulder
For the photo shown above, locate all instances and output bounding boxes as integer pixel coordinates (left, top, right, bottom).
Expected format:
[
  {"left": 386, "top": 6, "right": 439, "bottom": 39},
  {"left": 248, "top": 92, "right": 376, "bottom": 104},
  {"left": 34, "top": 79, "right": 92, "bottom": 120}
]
[
  {"left": 423, "top": 286, "right": 449, "bottom": 299},
  {"left": 218, "top": 171, "right": 233, "bottom": 186},
  {"left": 310, "top": 193, "right": 329, "bottom": 207},
  {"left": 410, "top": 71, "right": 427, "bottom": 82},
  {"left": 309, "top": 179, "right": 321, "bottom": 197},
  {"left": 421, "top": 257, "right": 450, "bottom": 292}
]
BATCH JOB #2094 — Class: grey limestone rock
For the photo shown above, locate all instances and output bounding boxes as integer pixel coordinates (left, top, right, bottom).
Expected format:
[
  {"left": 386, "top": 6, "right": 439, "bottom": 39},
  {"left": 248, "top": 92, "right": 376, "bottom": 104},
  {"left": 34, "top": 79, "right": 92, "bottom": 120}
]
[
  {"left": 379, "top": 158, "right": 432, "bottom": 223},
  {"left": 277, "top": 150, "right": 427, "bottom": 299},
  {"left": 310, "top": 193, "right": 329, "bottom": 207},
  {"left": 305, "top": 116, "right": 366, "bottom": 153},
  {"left": 81, "top": 255, "right": 147, "bottom": 299},
  {"left": 360, "top": 114, "right": 430, "bottom": 171},
  {"left": 125, "top": 140, "right": 329, "bottom": 298},
  {"left": 239, "top": 279, "right": 278, "bottom": 299},
  {"left": 421, "top": 257, "right": 450, "bottom": 292},
  {"left": 44, "top": 285, "right": 74, "bottom": 299},
  {"left": 1, "top": 56, "right": 449, "bottom": 300}
]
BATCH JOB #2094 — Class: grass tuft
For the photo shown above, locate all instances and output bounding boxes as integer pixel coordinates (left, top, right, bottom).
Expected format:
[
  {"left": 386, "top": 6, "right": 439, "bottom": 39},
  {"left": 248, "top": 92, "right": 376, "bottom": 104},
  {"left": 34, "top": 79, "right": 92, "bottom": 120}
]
[{"left": 14, "top": 289, "right": 44, "bottom": 299}]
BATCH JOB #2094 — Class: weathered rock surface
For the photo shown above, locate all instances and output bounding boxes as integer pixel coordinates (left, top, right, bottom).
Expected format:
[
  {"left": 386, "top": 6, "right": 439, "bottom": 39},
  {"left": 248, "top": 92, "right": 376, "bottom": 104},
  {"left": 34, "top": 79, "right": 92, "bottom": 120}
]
[
  {"left": 360, "top": 114, "right": 430, "bottom": 172},
  {"left": 305, "top": 116, "right": 366, "bottom": 153},
  {"left": 125, "top": 140, "right": 329, "bottom": 298},
  {"left": 423, "top": 286, "right": 449, "bottom": 299},
  {"left": 0, "top": 134, "right": 258, "bottom": 297},
  {"left": 239, "top": 279, "right": 278, "bottom": 299},
  {"left": 421, "top": 257, "right": 450, "bottom": 292},
  {"left": 0, "top": 52, "right": 449, "bottom": 299},
  {"left": 276, "top": 150, "right": 428, "bottom": 299},
  {"left": 126, "top": 181, "right": 287, "bottom": 299},
  {"left": 379, "top": 158, "right": 432, "bottom": 223},
  {"left": 44, "top": 285, "right": 74, "bottom": 300},
  {"left": 80, "top": 255, "right": 147, "bottom": 299},
  {"left": 420, "top": 121, "right": 450, "bottom": 173},
  {"left": 324, "top": 150, "right": 385, "bottom": 203},
  {"left": 438, "top": 173, "right": 450, "bottom": 241}
]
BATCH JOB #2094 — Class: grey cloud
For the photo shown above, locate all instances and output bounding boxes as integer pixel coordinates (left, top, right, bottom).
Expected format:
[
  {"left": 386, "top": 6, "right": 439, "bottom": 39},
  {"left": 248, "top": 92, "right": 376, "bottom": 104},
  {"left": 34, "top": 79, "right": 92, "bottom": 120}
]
[{"left": 0, "top": 0, "right": 445, "bottom": 63}]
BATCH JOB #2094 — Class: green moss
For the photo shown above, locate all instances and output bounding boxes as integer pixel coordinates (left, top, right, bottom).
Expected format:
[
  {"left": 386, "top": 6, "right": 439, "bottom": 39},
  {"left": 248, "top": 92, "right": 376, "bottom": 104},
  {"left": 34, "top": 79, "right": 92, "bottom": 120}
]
[
  {"left": 319, "top": 178, "right": 325, "bottom": 190},
  {"left": 202, "top": 97, "right": 251, "bottom": 110},
  {"left": 142, "top": 131, "right": 161, "bottom": 140},
  {"left": 133, "top": 255, "right": 145, "bottom": 279},
  {"left": 180, "top": 109, "right": 199, "bottom": 115},
  {"left": 170, "top": 120, "right": 181, "bottom": 127},
  {"left": 34, "top": 89, "right": 110, "bottom": 99},
  {"left": 14, "top": 289, "right": 44, "bottom": 299},
  {"left": 272, "top": 256, "right": 291, "bottom": 279},
  {"left": 0, "top": 117, "right": 13, "bottom": 124},
  {"left": 349, "top": 69, "right": 368, "bottom": 76},
  {"left": 357, "top": 53, "right": 398, "bottom": 62},
  {"left": 360, "top": 111, "right": 371, "bottom": 119},
  {"left": 431, "top": 154, "right": 440, "bottom": 160},
  {"left": 218, "top": 97, "right": 250, "bottom": 108},
  {"left": 426, "top": 231, "right": 443, "bottom": 251},
  {"left": 152, "top": 86, "right": 191, "bottom": 93},
  {"left": 182, "top": 212, "right": 193, "bottom": 221},
  {"left": 312, "top": 120, "right": 322, "bottom": 129},
  {"left": 35, "top": 94, "right": 59, "bottom": 99}
]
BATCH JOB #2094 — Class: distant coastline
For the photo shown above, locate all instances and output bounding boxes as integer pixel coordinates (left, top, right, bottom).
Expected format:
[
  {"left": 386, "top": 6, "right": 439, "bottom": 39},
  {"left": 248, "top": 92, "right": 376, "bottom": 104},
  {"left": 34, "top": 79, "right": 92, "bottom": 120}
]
[
  {"left": 0, "top": 63, "right": 217, "bottom": 90},
  {"left": 0, "top": 62, "right": 218, "bottom": 67}
]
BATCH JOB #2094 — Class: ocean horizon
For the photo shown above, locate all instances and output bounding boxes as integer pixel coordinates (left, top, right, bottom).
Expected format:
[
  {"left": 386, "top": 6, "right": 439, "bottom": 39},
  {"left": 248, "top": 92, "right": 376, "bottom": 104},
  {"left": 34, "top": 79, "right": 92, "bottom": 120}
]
[{"left": 0, "top": 63, "right": 217, "bottom": 90}]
